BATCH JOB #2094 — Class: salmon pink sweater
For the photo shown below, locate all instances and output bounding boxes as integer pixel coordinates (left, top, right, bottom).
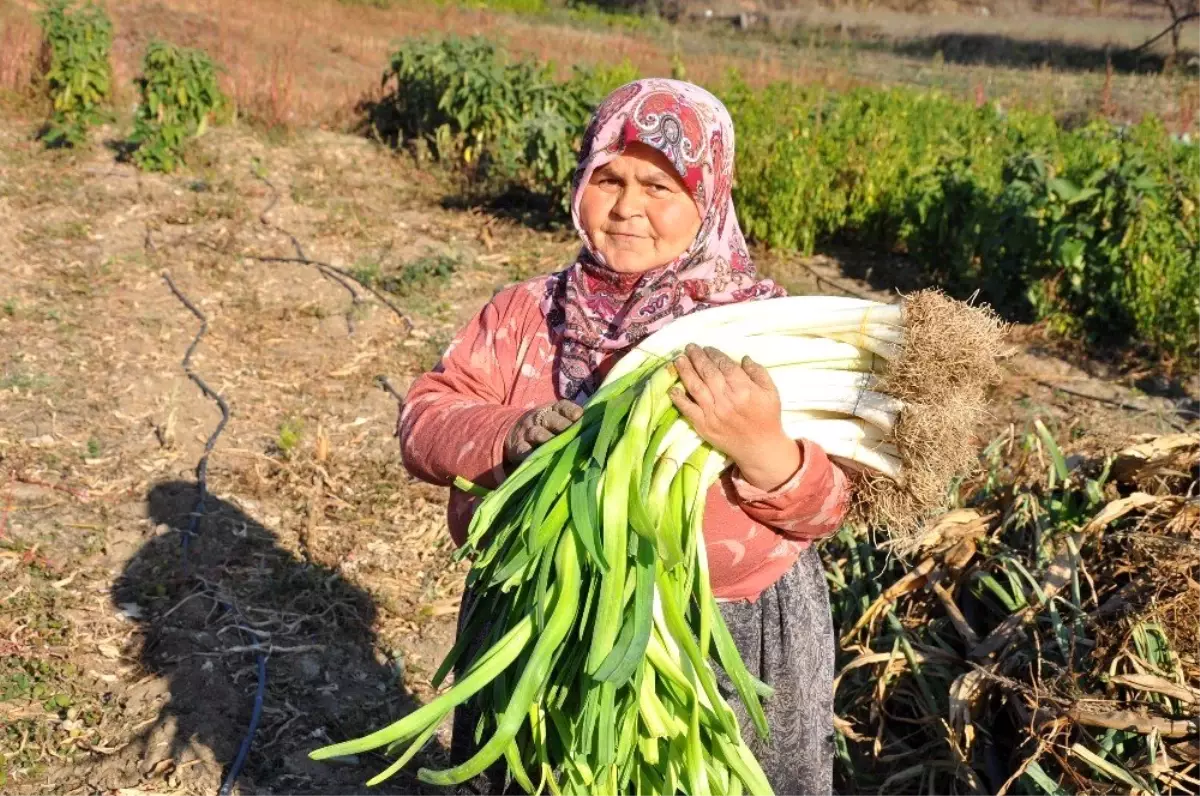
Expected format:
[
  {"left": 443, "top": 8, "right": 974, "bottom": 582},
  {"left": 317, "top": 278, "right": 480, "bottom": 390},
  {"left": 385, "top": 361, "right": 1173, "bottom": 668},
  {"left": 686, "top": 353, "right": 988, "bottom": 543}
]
[{"left": 398, "top": 278, "right": 850, "bottom": 602}]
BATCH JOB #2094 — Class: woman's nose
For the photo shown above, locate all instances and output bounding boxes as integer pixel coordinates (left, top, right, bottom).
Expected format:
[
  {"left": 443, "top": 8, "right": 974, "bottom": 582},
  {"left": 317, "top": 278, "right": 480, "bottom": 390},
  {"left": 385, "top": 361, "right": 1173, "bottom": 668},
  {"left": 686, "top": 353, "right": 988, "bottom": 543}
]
[{"left": 611, "top": 187, "right": 646, "bottom": 219}]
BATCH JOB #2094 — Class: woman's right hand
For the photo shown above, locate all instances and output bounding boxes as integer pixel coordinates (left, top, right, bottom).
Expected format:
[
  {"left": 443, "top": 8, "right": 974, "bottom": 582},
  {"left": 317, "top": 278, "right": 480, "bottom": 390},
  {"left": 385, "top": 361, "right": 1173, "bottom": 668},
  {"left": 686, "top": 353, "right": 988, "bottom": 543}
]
[{"left": 504, "top": 400, "right": 584, "bottom": 464}]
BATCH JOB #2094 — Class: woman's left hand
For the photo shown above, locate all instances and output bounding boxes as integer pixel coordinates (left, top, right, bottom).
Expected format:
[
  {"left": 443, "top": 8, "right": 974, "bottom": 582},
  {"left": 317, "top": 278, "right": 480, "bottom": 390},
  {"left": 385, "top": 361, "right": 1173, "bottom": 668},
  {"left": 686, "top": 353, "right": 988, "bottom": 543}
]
[{"left": 669, "top": 343, "right": 802, "bottom": 492}]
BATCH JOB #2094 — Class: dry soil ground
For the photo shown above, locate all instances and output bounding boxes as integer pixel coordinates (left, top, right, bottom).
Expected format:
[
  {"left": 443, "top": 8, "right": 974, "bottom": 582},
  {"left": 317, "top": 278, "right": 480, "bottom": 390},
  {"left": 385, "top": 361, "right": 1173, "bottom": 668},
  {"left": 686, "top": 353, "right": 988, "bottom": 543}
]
[{"left": 0, "top": 120, "right": 1192, "bottom": 794}]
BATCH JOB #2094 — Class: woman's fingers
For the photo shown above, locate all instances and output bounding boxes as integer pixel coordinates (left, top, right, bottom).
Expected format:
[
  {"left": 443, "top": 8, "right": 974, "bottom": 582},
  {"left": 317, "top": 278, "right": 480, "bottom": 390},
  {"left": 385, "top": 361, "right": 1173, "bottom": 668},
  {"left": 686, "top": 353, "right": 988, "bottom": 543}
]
[
  {"left": 504, "top": 401, "right": 581, "bottom": 463},
  {"left": 704, "top": 345, "right": 756, "bottom": 393},
  {"left": 674, "top": 347, "right": 715, "bottom": 408},
  {"left": 703, "top": 346, "right": 738, "bottom": 375},
  {"left": 552, "top": 399, "right": 584, "bottom": 423},
  {"left": 668, "top": 384, "right": 703, "bottom": 426},
  {"left": 541, "top": 408, "right": 576, "bottom": 434},
  {"left": 741, "top": 355, "right": 777, "bottom": 392},
  {"left": 686, "top": 343, "right": 727, "bottom": 390}
]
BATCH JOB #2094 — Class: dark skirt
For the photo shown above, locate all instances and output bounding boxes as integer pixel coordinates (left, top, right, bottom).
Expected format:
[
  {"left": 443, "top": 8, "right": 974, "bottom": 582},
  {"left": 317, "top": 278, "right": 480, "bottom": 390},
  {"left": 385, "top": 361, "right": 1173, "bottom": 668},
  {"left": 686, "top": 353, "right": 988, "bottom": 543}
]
[{"left": 449, "top": 544, "right": 836, "bottom": 795}]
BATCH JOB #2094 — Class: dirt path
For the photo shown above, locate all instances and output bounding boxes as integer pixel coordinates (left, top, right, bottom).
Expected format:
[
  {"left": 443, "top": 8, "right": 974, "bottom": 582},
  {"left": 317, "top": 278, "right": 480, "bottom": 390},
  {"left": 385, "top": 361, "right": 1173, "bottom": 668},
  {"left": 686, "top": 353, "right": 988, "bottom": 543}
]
[{"left": 0, "top": 121, "right": 1190, "bottom": 794}]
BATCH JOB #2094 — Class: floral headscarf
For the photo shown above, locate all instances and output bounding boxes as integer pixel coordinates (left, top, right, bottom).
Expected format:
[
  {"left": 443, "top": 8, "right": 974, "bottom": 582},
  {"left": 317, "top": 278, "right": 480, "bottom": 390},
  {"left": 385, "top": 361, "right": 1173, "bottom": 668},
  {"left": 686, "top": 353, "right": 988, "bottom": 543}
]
[{"left": 542, "top": 78, "right": 783, "bottom": 399}]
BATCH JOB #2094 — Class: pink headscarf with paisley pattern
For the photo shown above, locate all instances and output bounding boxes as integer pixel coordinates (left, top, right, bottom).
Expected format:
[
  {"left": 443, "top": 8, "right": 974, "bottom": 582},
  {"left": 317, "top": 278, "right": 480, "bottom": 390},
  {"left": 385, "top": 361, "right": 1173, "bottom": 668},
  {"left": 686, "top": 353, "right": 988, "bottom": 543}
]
[{"left": 541, "top": 78, "right": 783, "bottom": 399}]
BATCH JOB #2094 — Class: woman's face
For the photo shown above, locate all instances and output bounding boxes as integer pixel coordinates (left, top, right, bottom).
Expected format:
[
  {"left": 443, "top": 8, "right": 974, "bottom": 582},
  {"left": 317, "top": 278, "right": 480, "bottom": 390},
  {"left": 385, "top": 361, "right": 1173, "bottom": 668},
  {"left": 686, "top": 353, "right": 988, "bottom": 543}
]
[{"left": 578, "top": 141, "right": 702, "bottom": 274}]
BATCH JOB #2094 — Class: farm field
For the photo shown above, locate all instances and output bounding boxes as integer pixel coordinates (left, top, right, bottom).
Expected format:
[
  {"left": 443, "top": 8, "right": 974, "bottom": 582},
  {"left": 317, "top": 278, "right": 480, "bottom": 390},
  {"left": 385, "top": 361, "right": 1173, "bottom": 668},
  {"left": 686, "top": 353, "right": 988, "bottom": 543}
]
[
  {"left": 2, "top": 0, "right": 1199, "bottom": 131},
  {"left": 0, "top": 0, "right": 1197, "bottom": 794}
]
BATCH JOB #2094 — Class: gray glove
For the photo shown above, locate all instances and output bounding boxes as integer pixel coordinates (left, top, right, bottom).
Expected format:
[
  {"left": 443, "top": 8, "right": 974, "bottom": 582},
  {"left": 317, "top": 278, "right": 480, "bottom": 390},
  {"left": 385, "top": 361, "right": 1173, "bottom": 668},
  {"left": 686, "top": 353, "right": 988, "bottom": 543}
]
[{"left": 504, "top": 400, "right": 584, "bottom": 464}]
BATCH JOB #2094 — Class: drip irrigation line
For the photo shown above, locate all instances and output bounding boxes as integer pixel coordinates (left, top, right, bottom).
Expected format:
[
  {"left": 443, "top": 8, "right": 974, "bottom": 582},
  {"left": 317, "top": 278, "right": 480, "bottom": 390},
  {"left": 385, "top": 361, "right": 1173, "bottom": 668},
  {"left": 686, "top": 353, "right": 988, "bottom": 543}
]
[
  {"left": 248, "top": 253, "right": 413, "bottom": 332},
  {"left": 253, "top": 170, "right": 362, "bottom": 333},
  {"left": 163, "top": 271, "right": 265, "bottom": 796},
  {"left": 251, "top": 169, "right": 414, "bottom": 334},
  {"left": 219, "top": 653, "right": 268, "bottom": 796},
  {"left": 1030, "top": 376, "right": 1189, "bottom": 432},
  {"left": 796, "top": 260, "right": 881, "bottom": 303},
  {"left": 376, "top": 374, "right": 405, "bottom": 403},
  {"left": 162, "top": 272, "right": 232, "bottom": 569},
  {"left": 250, "top": 166, "right": 410, "bottom": 331}
]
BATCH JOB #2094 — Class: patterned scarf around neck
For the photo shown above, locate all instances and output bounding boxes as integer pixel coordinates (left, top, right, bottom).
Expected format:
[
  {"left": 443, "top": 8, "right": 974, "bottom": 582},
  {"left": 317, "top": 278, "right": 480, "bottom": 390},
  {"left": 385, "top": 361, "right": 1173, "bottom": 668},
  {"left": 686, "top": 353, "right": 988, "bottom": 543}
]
[{"left": 541, "top": 78, "right": 783, "bottom": 399}]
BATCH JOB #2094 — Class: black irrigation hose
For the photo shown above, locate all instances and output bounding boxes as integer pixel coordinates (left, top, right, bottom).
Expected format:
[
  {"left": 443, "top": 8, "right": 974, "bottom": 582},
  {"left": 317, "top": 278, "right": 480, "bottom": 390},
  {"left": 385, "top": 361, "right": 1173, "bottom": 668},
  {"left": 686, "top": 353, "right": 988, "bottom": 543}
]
[
  {"left": 162, "top": 272, "right": 232, "bottom": 570},
  {"left": 248, "top": 253, "right": 414, "bottom": 333},
  {"left": 254, "top": 170, "right": 363, "bottom": 333},
  {"left": 376, "top": 374, "right": 405, "bottom": 403},
  {"left": 155, "top": 167, "right": 412, "bottom": 793},
  {"left": 220, "top": 653, "right": 268, "bottom": 796},
  {"left": 251, "top": 169, "right": 414, "bottom": 334},
  {"left": 163, "top": 271, "right": 266, "bottom": 796}
]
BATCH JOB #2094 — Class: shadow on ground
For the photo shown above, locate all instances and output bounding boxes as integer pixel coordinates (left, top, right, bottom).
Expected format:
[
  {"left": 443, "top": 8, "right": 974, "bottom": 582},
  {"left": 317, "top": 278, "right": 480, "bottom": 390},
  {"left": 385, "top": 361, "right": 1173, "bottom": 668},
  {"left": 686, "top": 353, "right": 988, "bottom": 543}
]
[
  {"left": 440, "top": 190, "right": 569, "bottom": 233},
  {"left": 891, "top": 32, "right": 1184, "bottom": 74},
  {"left": 111, "top": 481, "right": 446, "bottom": 794}
]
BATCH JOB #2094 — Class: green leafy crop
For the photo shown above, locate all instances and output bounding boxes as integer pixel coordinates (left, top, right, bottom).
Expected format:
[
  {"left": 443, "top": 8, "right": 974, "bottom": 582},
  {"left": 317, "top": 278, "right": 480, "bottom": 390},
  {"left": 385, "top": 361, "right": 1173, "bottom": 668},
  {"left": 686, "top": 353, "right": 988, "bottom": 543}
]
[
  {"left": 372, "top": 37, "right": 637, "bottom": 211},
  {"left": 36, "top": 0, "right": 113, "bottom": 148},
  {"left": 374, "top": 37, "right": 1198, "bottom": 368},
  {"left": 130, "top": 41, "right": 228, "bottom": 172}
]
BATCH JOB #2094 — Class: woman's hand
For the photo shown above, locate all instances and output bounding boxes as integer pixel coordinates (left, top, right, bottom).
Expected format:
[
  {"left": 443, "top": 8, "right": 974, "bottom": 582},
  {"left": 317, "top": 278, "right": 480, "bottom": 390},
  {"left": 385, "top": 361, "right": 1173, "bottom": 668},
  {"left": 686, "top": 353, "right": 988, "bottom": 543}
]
[
  {"left": 504, "top": 400, "right": 584, "bottom": 464},
  {"left": 669, "top": 344, "right": 801, "bottom": 492}
]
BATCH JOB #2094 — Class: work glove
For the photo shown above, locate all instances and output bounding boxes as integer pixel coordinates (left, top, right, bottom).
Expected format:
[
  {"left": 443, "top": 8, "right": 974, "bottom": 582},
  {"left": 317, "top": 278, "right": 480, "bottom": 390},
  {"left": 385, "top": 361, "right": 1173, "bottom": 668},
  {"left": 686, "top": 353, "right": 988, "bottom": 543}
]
[{"left": 504, "top": 400, "right": 584, "bottom": 464}]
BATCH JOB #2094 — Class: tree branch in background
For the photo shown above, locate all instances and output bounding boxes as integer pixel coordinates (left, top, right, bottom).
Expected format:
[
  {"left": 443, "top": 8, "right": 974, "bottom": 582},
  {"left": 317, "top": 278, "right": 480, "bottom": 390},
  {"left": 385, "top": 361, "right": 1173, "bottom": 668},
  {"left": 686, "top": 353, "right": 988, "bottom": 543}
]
[{"left": 1142, "top": 0, "right": 1200, "bottom": 60}]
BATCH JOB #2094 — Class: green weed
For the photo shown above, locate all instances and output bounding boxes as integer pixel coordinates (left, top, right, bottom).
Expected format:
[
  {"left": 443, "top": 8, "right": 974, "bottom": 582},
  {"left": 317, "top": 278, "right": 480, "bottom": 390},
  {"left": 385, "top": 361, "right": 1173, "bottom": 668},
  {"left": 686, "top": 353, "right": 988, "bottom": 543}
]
[
  {"left": 350, "top": 257, "right": 383, "bottom": 287},
  {"left": 381, "top": 253, "right": 458, "bottom": 296},
  {"left": 36, "top": 0, "right": 113, "bottom": 148},
  {"left": 459, "top": 0, "right": 548, "bottom": 13},
  {"left": 276, "top": 417, "right": 304, "bottom": 457},
  {"left": 130, "top": 41, "right": 229, "bottom": 172},
  {"left": 0, "top": 370, "right": 50, "bottom": 392}
]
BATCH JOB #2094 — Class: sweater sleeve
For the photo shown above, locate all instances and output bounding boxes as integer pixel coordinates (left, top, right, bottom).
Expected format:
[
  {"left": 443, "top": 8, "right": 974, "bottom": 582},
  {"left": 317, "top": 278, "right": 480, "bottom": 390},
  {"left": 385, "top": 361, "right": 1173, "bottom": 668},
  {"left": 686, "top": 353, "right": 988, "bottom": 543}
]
[
  {"left": 725, "top": 440, "right": 851, "bottom": 542},
  {"left": 397, "top": 293, "right": 530, "bottom": 490}
]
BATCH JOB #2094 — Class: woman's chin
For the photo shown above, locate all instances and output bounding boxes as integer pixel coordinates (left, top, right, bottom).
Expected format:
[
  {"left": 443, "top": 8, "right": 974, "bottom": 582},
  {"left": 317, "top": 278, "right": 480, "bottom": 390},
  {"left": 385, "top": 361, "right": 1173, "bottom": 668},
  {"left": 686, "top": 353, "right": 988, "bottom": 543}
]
[{"left": 604, "top": 253, "right": 664, "bottom": 275}]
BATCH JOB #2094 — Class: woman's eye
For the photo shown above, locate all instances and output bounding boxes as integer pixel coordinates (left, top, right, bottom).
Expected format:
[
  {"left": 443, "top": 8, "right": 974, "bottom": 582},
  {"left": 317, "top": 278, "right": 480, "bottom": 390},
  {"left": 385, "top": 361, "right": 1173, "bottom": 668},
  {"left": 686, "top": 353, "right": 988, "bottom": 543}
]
[{"left": 647, "top": 183, "right": 669, "bottom": 194}]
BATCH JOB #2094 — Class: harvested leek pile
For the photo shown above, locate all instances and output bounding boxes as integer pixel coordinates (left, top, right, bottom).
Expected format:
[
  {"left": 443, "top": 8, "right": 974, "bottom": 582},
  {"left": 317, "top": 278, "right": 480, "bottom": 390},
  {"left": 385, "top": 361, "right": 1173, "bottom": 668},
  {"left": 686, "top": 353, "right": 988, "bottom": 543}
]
[
  {"left": 828, "top": 428, "right": 1199, "bottom": 795},
  {"left": 310, "top": 291, "right": 1004, "bottom": 793}
]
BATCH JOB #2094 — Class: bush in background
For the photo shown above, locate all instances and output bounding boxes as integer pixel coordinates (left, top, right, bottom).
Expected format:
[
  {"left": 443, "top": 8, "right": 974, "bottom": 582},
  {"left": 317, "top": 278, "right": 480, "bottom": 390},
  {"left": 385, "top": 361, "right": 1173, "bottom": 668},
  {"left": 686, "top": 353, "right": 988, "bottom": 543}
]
[
  {"left": 36, "top": 0, "right": 112, "bottom": 147},
  {"left": 130, "top": 41, "right": 229, "bottom": 172},
  {"left": 371, "top": 36, "right": 1197, "bottom": 369},
  {"left": 369, "top": 36, "right": 635, "bottom": 211},
  {"left": 727, "top": 81, "right": 1198, "bottom": 368}
]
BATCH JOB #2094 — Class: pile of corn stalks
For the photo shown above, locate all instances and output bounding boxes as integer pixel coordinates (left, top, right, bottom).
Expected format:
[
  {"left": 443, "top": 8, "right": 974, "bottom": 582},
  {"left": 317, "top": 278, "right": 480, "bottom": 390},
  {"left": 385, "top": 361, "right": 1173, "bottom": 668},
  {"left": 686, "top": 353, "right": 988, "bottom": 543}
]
[{"left": 825, "top": 426, "right": 1199, "bottom": 795}]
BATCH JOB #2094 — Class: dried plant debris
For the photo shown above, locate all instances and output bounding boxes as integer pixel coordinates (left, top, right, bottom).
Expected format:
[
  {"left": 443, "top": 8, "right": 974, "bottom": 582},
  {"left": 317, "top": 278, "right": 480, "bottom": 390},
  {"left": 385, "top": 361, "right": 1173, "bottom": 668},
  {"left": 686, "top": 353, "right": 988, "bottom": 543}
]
[{"left": 824, "top": 428, "right": 1199, "bottom": 795}]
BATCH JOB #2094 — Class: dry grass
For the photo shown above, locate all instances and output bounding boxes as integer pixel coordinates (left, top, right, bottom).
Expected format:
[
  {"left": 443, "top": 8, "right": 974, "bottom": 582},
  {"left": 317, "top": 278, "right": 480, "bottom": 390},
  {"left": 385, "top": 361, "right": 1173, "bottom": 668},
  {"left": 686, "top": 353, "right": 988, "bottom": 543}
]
[
  {"left": 0, "top": 120, "right": 525, "bottom": 793},
  {"left": 0, "top": 8, "right": 38, "bottom": 98},
  {"left": 763, "top": 4, "right": 1200, "bottom": 54},
  {"left": 828, "top": 430, "right": 1199, "bottom": 794},
  {"left": 88, "top": 0, "right": 807, "bottom": 130},
  {"left": 3, "top": 0, "right": 1194, "bottom": 135}
]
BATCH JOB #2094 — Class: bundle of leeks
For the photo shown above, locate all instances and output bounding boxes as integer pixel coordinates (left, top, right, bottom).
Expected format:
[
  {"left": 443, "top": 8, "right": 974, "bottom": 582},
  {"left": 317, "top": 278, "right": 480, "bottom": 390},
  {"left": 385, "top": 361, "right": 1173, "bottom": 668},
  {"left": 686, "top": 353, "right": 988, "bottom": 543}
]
[{"left": 310, "top": 291, "right": 1005, "bottom": 794}]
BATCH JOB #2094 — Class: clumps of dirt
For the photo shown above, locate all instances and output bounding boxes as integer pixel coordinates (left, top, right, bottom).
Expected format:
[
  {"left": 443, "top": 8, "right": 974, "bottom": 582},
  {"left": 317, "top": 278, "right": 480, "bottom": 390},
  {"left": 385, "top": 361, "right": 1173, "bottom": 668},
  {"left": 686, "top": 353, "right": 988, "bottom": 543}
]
[{"left": 851, "top": 289, "right": 1008, "bottom": 536}]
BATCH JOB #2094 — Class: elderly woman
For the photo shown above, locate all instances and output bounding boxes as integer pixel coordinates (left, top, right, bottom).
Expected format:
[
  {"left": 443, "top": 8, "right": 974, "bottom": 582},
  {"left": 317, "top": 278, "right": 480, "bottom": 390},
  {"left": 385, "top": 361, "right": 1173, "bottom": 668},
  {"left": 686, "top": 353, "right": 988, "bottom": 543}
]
[{"left": 399, "top": 79, "right": 849, "bottom": 795}]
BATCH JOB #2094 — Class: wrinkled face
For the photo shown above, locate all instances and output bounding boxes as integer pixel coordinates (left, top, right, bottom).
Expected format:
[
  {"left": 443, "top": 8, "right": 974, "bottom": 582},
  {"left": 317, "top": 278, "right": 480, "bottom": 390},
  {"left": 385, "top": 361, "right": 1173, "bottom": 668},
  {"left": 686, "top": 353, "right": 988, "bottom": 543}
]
[{"left": 578, "top": 141, "right": 702, "bottom": 275}]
